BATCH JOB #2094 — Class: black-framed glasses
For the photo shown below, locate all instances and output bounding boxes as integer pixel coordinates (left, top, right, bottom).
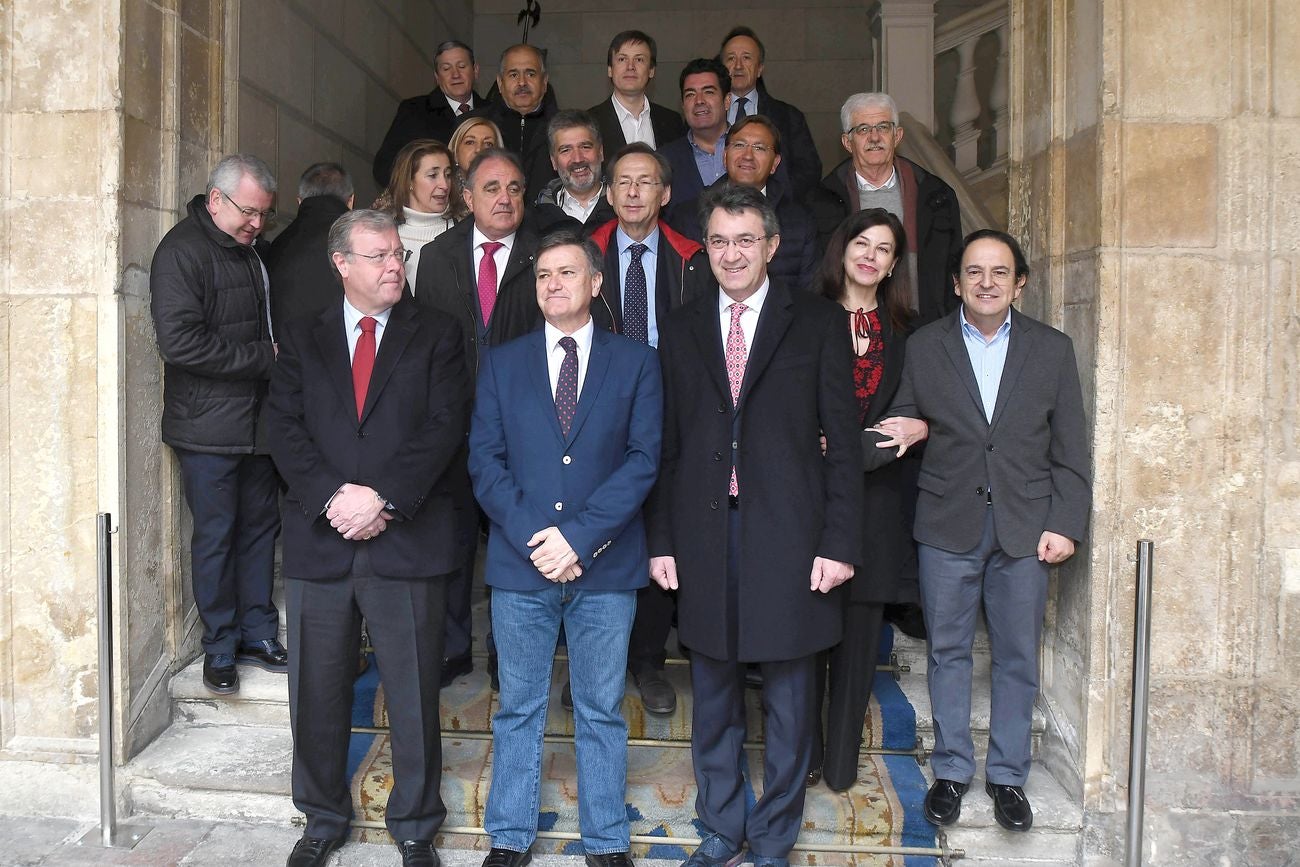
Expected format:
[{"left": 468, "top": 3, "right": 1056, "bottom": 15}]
[
  {"left": 705, "top": 235, "right": 769, "bottom": 251},
  {"left": 347, "top": 249, "right": 411, "bottom": 265},
  {"left": 217, "top": 189, "right": 276, "bottom": 221},
  {"left": 846, "top": 121, "right": 898, "bottom": 137}
]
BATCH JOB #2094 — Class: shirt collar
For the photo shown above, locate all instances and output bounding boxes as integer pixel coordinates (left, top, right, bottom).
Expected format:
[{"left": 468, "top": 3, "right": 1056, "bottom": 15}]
[
  {"left": 611, "top": 93, "right": 649, "bottom": 122},
  {"left": 343, "top": 295, "right": 393, "bottom": 331},
  {"left": 718, "top": 277, "right": 770, "bottom": 317},
  {"left": 688, "top": 130, "right": 726, "bottom": 155},
  {"left": 544, "top": 316, "right": 595, "bottom": 352},
  {"left": 443, "top": 93, "right": 473, "bottom": 112},
  {"left": 856, "top": 165, "right": 898, "bottom": 191},
  {"left": 959, "top": 304, "right": 1013, "bottom": 344},
  {"left": 557, "top": 182, "right": 606, "bottom": 209},
  {"left": 731, "top": 88, "right": 757, "bottom": 106},
  {"left": 472, "top": 225, "right": 516, "bottom": 253},
  {"left": 616, "top": 225, "right": 660, "bottom": 256}
]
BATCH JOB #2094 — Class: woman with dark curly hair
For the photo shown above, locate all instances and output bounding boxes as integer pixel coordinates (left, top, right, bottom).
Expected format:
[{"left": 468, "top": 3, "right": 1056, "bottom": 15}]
[{"left": 810, "top": 207, "right": 928, "bottom": 791}]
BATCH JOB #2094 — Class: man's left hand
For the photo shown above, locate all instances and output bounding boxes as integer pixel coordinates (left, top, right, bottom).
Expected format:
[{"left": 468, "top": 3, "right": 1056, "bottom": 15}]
[
  {"left": 328, "top": 483, "right": 386, "bottom": 539},
  {"left": 1037, "top": 531, "right": 1076, "bottom": 564},
  {"left": 528, "top": 526, "right": 580, "bottom": 582},
  {"left": 810, "top": 557, "right": 854, "bottom": 593}
]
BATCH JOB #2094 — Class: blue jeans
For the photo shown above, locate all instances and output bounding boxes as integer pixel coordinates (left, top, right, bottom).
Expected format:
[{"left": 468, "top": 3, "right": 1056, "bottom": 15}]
[{"left": 485, "top": 584, "right": 637, "bottom": 853}]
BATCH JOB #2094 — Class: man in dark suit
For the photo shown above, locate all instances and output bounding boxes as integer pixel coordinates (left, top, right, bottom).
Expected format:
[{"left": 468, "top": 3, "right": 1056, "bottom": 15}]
[
  {"left": 659, "top": 58, "right": 733, "bottom": 206},
  {"left": 373, "top": 40, "right": 483, "bottom": 186},
  {"left": 267, "top": 209, "right": 472, "bottom": 867},
  {"left": 647, "top": 185, "right": 862, "bottom": 867},
  {"left": 718, "top": 26, "right": 822, "bottom": 199},
  {"left": 468, "top": 230, "right": 661, "bottom": 867},
  {"left": 585, "top": 143, "right": 712, "bottom": 715},
  {"left": 481, "top": 43, "right": 559, "bottom": 202},
  {"left": 873, "top": 230, "right": 1090, "bottom": 834},
  {"left": 586, "top": 30, "right": 685, "bottom": 157},
  {"left": 265, "top": 162, "right": 354, "bottom": 333},
  {"left": 532, "top": 110, "right": 615, "bottom": 236},
  {"left": 809, "top": 92, "right": 964, "bottom": 327}
]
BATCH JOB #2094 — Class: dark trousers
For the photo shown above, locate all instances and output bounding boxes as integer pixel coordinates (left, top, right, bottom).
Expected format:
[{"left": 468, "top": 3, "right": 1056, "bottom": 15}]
[
  {"left": 443, "top": 532, "right": 479, "bottom": 661},
  {"left": 689, "top": 506, "right": 817, "bottom": 859},
  {"left": 627, "top": 582, "right": 675, "bottom": 674},
  {"left": 174, "top": 449, "right": 280, "bottom": 655},
  {"left": 812, "top": 602, "right": 885, "bottom": 790},
  {"left": 286, "top": 556, "right": 449, "bottom": 841}
]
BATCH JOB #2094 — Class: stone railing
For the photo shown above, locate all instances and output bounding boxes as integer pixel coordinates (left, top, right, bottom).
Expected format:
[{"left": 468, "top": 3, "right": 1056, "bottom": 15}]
[
  {"left": 897, "top": 111, "right": 998, "bottom": 236},
  {"left": 933, "top": 0, "right": 1008, "bottom": 176}
]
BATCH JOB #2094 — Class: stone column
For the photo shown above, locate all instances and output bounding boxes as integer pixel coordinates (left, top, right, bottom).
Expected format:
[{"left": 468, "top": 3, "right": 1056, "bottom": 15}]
[
  {"left": 869, "top": 0, "right": 937, "bottom": 130},
  {"left": 1010, "top": 0, "right": 1300, "bottom": 860}
]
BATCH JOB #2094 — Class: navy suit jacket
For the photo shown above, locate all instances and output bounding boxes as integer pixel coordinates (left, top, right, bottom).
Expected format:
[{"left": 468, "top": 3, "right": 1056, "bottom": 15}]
[{"left": 468, "top": 326, "right": 663, "bottom": 591}]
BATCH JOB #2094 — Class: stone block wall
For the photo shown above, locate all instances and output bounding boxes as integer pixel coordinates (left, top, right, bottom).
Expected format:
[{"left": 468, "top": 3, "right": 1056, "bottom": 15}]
[
  {"left": 235, "top": 0, "right": 474, "bottom": 220},
  {"left": 471, "top": 0, "right": 872, "bottom": 178}
]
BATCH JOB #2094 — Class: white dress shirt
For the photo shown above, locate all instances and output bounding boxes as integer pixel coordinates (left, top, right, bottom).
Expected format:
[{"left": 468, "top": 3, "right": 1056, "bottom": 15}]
[
  {"left": 545, "top": 317, "right": 595, "bottom": 400},
  {"left": 611, "top": 94, "right": 656, "bottom": 147},
  {"left": 558, "top": 184, "right": 607, "bottom": 223},
  {"left": 717, "top": 279, "right": 770, "bottom": 360},
  {"left": 343, "top": 295, "right": 393, "bottom": 360},
  {"left": 856, "top": 165, "right": 899, "bottom": 195},
  {"left": 471, "top": 227, "right": 516, "bottom": 294},
  {"left": 444, "top": 94, "right": 475, "bottom": 114}
]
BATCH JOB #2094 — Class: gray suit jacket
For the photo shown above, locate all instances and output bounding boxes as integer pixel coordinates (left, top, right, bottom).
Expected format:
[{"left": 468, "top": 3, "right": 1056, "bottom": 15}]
[{"left": 875, "top": 308, "right": 1091, "bottom": 559}]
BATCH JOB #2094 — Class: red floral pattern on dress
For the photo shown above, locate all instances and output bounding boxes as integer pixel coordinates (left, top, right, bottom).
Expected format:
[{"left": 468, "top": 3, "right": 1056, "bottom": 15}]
[{"left": 850, "top": 308, "right": 885, "bottom": 426}]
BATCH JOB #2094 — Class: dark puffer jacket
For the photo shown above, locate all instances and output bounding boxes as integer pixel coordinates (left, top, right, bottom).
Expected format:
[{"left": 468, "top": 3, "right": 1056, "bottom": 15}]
[{"left": 150, "top": 194, "right": 276, "bottom": 454}]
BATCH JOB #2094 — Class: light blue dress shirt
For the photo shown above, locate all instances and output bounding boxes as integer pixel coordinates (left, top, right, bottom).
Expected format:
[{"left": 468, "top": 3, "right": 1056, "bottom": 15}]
[
  {"left": 616, "top": 226, "right": 661, "bottom": 347},
  {"left": 688, "top": 131, "right": 727, "bottom": 188},
  {"left": 959, "top": 305, "right": 1013, "bottom": 423}
]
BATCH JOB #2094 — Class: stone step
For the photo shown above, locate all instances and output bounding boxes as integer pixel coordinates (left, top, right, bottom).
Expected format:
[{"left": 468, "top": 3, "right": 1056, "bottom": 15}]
[
  {"left": 930, "top": 762, "right": 1082, "bottom": 864},
  {"left": 172, "top": 659, "right": 292, "bottom": 727},
  {"left": 890, "top": 628, "right": 991, "bottom": 675}
]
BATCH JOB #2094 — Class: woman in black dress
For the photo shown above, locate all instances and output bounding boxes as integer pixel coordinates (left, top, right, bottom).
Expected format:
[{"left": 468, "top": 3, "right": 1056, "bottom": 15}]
[{"left": 811, "top": 207, "right": 928, "bottom": 791}]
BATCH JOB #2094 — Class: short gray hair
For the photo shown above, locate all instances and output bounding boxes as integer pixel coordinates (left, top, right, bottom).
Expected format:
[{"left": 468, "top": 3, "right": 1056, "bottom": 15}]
[
  {"left": 207, "top": 153, "right": 277, "bottom": 197},
  {"left": 699, "top": 183, "right": 780, "bottom": 239},
  {"left": 546, "top": 109, "right": 603, "bottom": 155},
  {"left": 298, "top": 162, "right": 354, "bottom": 202},
  {"left": 839, "top": 92, "right": 899, "bottom": 132},
  {"left": 326, "top": 209, "right": 398, "bottom": 278},
  {"left": 535, "top": 229, "right": 603, "bottom": 278}
]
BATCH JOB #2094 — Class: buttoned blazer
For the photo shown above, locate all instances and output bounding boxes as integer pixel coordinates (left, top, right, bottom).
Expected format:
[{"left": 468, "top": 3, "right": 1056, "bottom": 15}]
[
  {"left": 885, "top": 308, "right": 1091, "bottom": 558},
  {"left": 468, "top": 327, "right": 663, "bottom": 592},
  {"left": 267, "top": 298, "right": 473, "bottom": 580},
  {"left": 412, "top": 218, "right": 542, "bottom": 380},
  {"left": 646, "top": 279, "right": 864, "bottom": 661}
]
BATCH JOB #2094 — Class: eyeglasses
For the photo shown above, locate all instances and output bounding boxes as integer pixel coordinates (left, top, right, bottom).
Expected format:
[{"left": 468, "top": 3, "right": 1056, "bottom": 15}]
[
  {"left": 612, "top": 177, "right": 664, "bottom": 191},
  {"left": 726, "top": 140, "right": 774, "bottom": 156},
  {"left": 347, "top": 249, "right": 411, "bottom": 265},
  {"left": 705, "top": 235, "right": 769, "bottom": 251},
  {"left": 218, "top": 190, "right": 276, "bottom": 221},
  {"left": 846, "top": 121, "right": 898, "bottom": 137}
]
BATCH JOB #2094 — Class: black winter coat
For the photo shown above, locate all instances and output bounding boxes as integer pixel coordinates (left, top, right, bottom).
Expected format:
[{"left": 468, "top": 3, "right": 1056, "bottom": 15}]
[
  {"left": 150, "top": 195, "right": 276, "bottom": 453},
  {"left": 264, "top": 195, "right": 349, "bottom": 334},
  {"left": 372, "top": 88, "right": 485, "bottom": 187}
]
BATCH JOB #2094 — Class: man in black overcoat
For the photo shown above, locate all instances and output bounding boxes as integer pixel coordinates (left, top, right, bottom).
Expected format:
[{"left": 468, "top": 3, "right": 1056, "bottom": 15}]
[{"left": 265, "top": 162, "right": 353, "bottom": 333}]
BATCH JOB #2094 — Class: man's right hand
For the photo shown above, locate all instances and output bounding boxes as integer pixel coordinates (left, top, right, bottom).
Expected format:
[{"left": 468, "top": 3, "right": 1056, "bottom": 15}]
[{"left": 649, "top": 556, "right": 679, "bottom": 590}]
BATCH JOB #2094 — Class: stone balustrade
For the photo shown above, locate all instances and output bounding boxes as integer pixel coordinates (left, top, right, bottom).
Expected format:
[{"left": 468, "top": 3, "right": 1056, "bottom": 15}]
[{"left": 933, "top": 0, "right": 1008, "bottom": 176}]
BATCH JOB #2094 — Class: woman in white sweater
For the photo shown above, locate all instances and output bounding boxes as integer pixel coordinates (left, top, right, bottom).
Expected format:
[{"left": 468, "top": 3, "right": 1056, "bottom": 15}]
[{"left": 382, "top": 139, "right": 458, "bottom": 291}]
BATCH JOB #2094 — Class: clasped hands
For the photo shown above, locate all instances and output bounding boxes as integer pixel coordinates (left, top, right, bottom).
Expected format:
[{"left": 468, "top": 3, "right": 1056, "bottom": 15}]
[
  {"left": 528, "top": 526, "right": 582, "bottom": 583},
  {"left": 327, "top": 483, "right": 393, "bottom": 541},
  {"left": 649, "top": 555, "right": 853, "bottom": 594}
]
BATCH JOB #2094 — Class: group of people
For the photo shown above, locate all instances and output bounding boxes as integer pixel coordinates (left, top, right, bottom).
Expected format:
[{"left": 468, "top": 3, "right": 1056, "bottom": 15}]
[{"left": 147, "top": 23, "right": 1092, "bottom": 867}]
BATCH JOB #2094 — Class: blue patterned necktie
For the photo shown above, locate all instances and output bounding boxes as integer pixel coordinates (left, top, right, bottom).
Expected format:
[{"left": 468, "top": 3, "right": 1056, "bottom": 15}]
[
  {"left": 623, "top": 243, "right": 649, "bottom": 344},
  {"left": 555, "top": 336, "right": 579, "bottom": 436}
]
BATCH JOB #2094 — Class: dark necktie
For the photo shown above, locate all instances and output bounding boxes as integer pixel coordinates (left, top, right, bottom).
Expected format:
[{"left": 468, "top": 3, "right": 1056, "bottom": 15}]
[
  {"left": 735, "top": 95, "right": 749, "bottom": 120},
  {"left": 725, "top": 302, "right": 748, "bottom": 495},
  {"left": 478, "top": 241, "right": 504, "bottom": 326},
  {"left": 352, "top": 316, "right": 377, "bottom": 420},
  {"left": 458, "top": 102, "right": 471, "bottom": 115},
  {"left": 623, "top": 243, "right": 649, "bottom": 344},
  {"left": 555, "top": 336, "right": 579, "bottom": 436}
]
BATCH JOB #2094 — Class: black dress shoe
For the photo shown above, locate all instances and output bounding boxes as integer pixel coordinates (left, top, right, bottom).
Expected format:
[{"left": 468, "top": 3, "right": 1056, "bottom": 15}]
[
  {"left": 805, "top": 767, "right": 823, "bottom": 787},
  {"left": 237, "top": 638, "right": 289, "bottom": 673},
  {"left": 286, "top": 834, "right": 344, "bottom": 867},
  {"left": 397, "top": 839, "right": 440, "bottom": 867},
  {"left": 561, "top": 680, "right": 574, "bottom": 711},
  {"left": 586, "top": 853, "right": 634, "bottom": 867},
  {"left": 440, "top": 653, "right": 473, "bottom": 688},
  {"left": 203, "top": 653, "right": 239, "bottom": 695},
  {"left": 923, "top": 778, "right": 969, "bottom": 826},
  {"left": 482, "top": 847, "right": 532, "bottom": 867},
  {"left": 633, "top": 669, "right": 677, "bottom": 715},
  {"left": 986, "top": 781, "right": 1033, "bottom": 832}
]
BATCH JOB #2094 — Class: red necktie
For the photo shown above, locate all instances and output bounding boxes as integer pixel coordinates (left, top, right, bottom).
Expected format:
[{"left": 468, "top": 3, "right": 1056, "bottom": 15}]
[
  {"left": 725, "top": 302, "right": 748, "bottom": 496},
  {"left": 478, "top": 241, "right": 504, "bottom": 326},
  {"left": 352, "top": 316, "right": 377, "bottom": 420}
]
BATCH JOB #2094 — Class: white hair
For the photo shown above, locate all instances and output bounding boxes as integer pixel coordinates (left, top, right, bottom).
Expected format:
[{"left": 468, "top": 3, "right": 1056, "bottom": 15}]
[{"left": 839, "top": 93, "right": 900, "bottom": 132}]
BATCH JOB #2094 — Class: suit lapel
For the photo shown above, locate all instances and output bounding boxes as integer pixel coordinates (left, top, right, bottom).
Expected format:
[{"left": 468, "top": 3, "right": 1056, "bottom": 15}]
[
  {"left": 498, "top": 228, "right": 538, "bottom": 301},
  {"left": 989, "top": 310, "right": 1033, "bottom": 431},
  {"left": 565, "top": 329, "right": 611, "bottom": 445},
  {"left": 941, "top": 312, "right": 987, "bottom": 423},
  {"left": 359, "top": 300, "right": 418, "bottom": 424},
  {"left": 526, "top": 332, "right": 566, "bottom": 444},
  {"left": 690, "top": 288, "right": 731, "bottom": 402},
  {"left": 313, "top": 306, "right": 357, "bottom": 422},
  {"left": 737, "top": 280, "right": 794, "bottom": 407}
]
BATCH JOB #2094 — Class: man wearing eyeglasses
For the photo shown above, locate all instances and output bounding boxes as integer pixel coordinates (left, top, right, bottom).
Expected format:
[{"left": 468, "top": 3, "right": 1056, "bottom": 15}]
[
  {"left": 267, "top": 209, "right": 472, "bottom": 867},
  {"left": 150, "top": 153, "right": 286, "bottom": 698},
  {"left": 646, "top": 185, "right": 862, "bottom": 867},
  {"left": 585, "top": 142, "right": 713, "bottom": 715},
  {"left": 810, "top": 92, "right": 965, "bottom": 327}
]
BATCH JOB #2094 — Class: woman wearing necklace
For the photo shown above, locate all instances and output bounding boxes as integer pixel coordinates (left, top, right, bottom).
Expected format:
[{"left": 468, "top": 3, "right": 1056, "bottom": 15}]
[
  {"left": 381, "top": 139, "right": 459, "bottom": 290},
  {"left": 811, "top": 207, "right": 928, "bottom": 791}
]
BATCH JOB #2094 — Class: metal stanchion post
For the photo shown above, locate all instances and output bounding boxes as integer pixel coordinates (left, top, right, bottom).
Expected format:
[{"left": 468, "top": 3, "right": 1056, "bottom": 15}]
[
  {"left": 1124, "top": 539, "right": 1154, "bottom": 867},
  {"left": 79, "top": 513, "right": 152, "bottom": 850}
]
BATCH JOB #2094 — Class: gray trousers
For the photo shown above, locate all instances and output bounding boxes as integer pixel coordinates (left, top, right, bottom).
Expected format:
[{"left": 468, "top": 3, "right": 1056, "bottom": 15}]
[{"left": 918, "top": 507, "right": 1048, "bottom": 786}]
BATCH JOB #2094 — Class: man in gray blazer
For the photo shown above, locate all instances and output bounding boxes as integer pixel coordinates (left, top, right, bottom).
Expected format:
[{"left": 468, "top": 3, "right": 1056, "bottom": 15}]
[{"left": 872, "top": 229, "right": 1090, "bottom": 834}]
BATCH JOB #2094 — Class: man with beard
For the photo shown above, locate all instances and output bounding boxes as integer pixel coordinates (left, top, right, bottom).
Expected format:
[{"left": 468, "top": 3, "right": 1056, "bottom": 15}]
[
  {"left": 533, "top": 110, "right": 615, "bottom": 236},
  {"left": 483, "top": 43, "right": 559, "bottom": 202}
]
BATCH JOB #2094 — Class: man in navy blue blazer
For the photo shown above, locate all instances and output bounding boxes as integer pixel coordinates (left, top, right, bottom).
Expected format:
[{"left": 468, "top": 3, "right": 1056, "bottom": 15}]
[{"left": 468, "top": 230, "right": 663, "bottom": 867}]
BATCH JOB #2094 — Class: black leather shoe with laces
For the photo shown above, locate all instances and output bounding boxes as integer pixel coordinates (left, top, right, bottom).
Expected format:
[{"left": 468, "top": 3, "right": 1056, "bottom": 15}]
[{"left": 396, "top": 839, "right": 440, "bottom": 867}]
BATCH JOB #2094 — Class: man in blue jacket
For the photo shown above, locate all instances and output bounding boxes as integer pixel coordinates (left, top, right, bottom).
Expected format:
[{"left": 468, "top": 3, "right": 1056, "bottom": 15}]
[{"left": 468, "top": 230, "right": 663, "bottom": 867}]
